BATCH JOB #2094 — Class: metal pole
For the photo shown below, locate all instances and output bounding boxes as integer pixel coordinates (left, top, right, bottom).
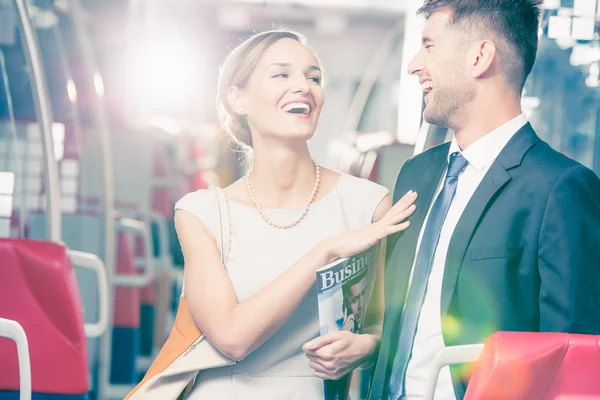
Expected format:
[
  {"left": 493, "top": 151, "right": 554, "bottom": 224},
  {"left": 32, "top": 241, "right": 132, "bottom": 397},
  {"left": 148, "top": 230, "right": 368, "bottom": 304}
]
[
  {"left": 14, "top": 0, "right": 61, "bottom": 242},
  {"left": 69, "top": 1, "right": 117, "bottom": 398}
]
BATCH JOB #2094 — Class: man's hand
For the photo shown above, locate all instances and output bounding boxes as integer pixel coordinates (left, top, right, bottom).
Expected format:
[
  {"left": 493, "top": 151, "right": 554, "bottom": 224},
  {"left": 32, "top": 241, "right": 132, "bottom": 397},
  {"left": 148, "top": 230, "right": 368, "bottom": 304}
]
[{"left": 341, "top": 314, "right": 355, "bottom": 332}]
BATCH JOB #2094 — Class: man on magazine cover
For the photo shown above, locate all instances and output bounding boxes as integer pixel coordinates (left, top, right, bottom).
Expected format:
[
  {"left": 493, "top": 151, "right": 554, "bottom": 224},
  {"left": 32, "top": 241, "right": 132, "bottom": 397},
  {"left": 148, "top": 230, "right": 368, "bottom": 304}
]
[
  {"left": 341, "top": 275, "right": 370, "bottom": 333},
  {"left": 369, "top": 1, "right": 600, "bottom": 400}
]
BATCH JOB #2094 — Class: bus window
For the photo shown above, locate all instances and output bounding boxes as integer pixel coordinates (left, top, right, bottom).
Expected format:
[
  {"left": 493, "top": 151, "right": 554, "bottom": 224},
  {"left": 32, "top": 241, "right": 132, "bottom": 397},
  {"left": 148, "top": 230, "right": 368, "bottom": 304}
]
[
  {"left": 526, "top": 13, "right": 599, "bottom": 171},
  {"left": 31, "top": 0, "right": 86, "bottom": 215},
  {"left": 0, "top": 0, "right": 49, "bottom": 239}
]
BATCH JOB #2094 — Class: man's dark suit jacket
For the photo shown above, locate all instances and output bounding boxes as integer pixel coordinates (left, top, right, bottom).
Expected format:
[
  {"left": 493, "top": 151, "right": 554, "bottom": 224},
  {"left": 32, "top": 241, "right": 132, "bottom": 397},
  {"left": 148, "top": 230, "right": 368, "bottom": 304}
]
[{"left": 369, "top": 123, "right": 600, "bottom": 400}]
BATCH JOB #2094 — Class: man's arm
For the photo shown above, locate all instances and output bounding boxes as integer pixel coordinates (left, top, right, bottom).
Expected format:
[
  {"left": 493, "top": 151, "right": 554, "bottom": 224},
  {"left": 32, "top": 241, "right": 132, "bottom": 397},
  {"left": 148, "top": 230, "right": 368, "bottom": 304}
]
[{"left": 538, "top": 164, "right": 600, "bottom": 333}]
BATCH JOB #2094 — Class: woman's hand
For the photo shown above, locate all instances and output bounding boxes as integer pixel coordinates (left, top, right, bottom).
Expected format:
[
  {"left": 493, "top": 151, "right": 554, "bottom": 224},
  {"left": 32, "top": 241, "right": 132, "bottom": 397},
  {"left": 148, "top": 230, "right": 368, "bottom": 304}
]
[
  {"left": 302, "top": 331, "right": 379, "bottom": 380},
  {"left": 323, "top": 190, "right": 417, "bottom": 263}
]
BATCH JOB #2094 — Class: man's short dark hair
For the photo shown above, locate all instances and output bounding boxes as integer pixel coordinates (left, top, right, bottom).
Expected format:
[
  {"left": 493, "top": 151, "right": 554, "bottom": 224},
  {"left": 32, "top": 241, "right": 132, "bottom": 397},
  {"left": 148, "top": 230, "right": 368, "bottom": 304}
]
[
  {"left": 342, "top": 274, "right": 366, "bottom": 298},
  {"left": 417, "top": 0, "right": 543, "bottom": 92}
]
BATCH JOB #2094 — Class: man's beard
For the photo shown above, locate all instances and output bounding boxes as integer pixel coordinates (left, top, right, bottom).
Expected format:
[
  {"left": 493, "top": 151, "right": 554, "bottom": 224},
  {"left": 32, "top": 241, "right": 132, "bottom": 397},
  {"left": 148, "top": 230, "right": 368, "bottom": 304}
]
[{"left": 423, "top": 78, "right": 473, "bottom": 129}]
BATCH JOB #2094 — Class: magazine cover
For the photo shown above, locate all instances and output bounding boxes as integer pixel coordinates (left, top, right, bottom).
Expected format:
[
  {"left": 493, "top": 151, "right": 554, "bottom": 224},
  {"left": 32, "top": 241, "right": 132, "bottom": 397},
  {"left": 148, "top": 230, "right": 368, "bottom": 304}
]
[{"left": 316, "top": 242, "right": 381, "bottom": 400}]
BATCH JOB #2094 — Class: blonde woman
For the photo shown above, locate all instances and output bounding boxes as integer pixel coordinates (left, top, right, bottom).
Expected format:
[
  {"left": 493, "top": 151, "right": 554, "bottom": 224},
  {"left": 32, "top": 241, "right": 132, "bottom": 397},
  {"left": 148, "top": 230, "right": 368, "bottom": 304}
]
[{"left": 174, "top": 29, "right": 417, "bottom": 399}]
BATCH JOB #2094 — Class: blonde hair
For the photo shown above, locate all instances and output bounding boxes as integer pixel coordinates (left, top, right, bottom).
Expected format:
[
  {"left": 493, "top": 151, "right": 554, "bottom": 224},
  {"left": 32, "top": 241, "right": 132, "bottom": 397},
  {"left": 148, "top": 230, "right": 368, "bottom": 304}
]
[{"left": 216, "top": 29, "right": 323, "bottom": 153}]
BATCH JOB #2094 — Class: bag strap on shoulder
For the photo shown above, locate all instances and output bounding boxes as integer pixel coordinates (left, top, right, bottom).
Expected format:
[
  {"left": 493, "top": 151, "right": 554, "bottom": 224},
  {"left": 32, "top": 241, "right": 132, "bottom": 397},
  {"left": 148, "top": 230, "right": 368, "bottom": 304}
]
[
  {"left": 181, "top": 186, "right": 231, "bottom": 298},
  {"left": 210, "top": 185, "right": 231, "bottom": 265}
]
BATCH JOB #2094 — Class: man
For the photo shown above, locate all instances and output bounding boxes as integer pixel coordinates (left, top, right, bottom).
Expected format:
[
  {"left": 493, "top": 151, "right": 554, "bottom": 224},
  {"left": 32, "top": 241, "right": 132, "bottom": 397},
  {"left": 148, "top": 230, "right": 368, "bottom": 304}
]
[
  {"left": 342, "top": 275, "right": 370, "bottom": 333},
  {"left": 369, "top": 1, "right": 600, "bottom": 399}
]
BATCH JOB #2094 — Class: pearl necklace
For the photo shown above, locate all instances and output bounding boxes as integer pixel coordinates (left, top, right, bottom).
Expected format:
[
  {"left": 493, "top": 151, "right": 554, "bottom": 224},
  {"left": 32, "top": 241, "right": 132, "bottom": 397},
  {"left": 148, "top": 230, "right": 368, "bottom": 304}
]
[{"left": 246, "top": 161, "right": 321, "bottom": 229}]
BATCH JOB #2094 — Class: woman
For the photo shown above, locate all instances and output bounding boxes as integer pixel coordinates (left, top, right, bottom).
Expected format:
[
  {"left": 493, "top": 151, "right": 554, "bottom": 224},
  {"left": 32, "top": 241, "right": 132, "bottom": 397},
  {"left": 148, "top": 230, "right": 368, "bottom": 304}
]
[{"left": 174, "top": 29, "right": 417, "bottom": 399}]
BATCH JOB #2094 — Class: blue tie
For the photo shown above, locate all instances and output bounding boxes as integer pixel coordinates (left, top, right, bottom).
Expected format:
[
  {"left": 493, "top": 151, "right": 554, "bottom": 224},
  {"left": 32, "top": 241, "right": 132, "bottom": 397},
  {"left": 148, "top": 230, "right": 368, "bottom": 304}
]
[{"left": 387, "top": 152, "right": 468, "bottom": 400}]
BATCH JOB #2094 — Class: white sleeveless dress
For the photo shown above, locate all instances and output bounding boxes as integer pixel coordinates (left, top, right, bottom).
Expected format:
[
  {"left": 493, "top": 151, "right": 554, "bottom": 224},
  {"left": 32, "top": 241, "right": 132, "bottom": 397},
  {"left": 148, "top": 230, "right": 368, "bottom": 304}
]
[{"left": 174, "top": 173, "right": 389, "bottom": 400}]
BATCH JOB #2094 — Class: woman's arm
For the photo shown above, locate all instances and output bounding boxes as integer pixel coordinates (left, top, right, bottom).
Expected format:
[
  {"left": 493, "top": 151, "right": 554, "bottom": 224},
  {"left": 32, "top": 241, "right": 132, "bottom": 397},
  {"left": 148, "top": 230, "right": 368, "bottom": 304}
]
[
  {"left": 176, "top": 191, "right": 415, "bottom": 362},
  {"left": 176, "top": 209, "right": 330, "bottom": 361}
]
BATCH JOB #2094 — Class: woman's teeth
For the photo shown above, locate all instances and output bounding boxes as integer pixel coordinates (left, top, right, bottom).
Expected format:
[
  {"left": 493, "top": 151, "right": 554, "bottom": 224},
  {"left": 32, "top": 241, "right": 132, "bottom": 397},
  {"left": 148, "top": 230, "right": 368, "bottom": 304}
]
[{"left": 283, "top": 103, "right": 311, "bottom": 114}]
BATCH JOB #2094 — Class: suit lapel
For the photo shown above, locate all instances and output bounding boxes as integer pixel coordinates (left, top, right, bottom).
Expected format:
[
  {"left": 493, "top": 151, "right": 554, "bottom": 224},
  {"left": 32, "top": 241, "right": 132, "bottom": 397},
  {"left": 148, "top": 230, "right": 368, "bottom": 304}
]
[
  {"left": 387, "top": 145, "right": 449, "bottom": 312},
  {"left": 440, "top": 123, "right": 541, "bottom": 318},
  {"left": 440, "top": 162, "right": 511, "bottom": 317},
  {"left": 375, "top": 144, "right": 450, "bottom": 392}
]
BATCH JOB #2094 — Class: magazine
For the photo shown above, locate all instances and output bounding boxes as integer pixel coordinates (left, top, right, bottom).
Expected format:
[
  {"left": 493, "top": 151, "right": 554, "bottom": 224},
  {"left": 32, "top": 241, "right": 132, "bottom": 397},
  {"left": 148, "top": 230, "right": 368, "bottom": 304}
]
[{"left": 316, "top": 242, "right": 381, "bottom": 400}]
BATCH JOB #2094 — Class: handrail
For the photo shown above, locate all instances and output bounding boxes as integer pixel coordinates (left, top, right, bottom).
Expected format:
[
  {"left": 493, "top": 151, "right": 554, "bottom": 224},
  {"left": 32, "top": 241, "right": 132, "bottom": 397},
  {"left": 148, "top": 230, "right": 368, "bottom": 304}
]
[
  {"left": 114, "top": 217, "right": 155, "bottom": 287},
  {"left": 423, "top": 343, "right": 485, "bottom": 400},
  {"left": 146, "top": 211, "right": 171, "bottom": 265},
  {"left": 0, "top": 317, "right": 32, "bottom": 400},
  {"left": 67, "top": 249, "right": 109, "bottom": 338}
]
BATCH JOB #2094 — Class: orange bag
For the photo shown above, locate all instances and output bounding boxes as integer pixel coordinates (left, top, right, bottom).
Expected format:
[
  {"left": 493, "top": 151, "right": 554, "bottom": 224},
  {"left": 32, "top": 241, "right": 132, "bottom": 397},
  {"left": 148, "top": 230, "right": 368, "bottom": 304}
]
[{"left": 125, "top": 186, "right": 235, "bottom": 399}]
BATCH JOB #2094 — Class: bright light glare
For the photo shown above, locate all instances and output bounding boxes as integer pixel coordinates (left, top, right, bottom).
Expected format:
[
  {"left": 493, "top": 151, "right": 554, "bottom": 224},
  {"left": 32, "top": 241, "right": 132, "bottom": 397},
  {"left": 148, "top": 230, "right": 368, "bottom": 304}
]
[
  {"left": 573, "top": 0, "right": 597, "bottom": 17},
  {"left": 93, "top": 72, "right": 104, "bottom": 98},
  {"left": 547, "top": 15, "right": 572, "bottom": 39},
  {"left": 542, "top": 0, "right": 560, "bottom": 9},
  {"left": 0, "top": 172, "right": 15, "bottom": 195},
  {"left": 570, "top": 45, "right": 600, "bottom": 66},
  {"left": 66, "top": 78, "right": 77, "bottom": 103},
  {"left": 586, "top": 63, "right": 599, "bottom": 88},
  {"left": 571, "top": 16, "right": 596, "bottom": 40},
  {"left": 51, "top": 122, "right": 65, "bottom": 162},
  {"left": 128, "top": 29, "right": 198, "bottom": 117}
]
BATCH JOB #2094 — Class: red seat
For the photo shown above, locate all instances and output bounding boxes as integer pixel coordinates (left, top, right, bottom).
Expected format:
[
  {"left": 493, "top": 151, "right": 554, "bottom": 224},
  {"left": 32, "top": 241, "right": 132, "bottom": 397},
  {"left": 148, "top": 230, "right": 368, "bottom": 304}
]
[
  {"left": 0, "top": 239, "right": 88, "bottom": 395},
  {"left": 465, "top": 331, "right": 600, "bottom": 400}
]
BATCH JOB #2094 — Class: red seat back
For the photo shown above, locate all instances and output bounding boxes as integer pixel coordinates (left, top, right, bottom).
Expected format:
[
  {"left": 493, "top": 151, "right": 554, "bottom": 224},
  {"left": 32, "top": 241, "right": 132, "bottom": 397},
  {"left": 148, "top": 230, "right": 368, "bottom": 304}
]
[
  {"left": 113, "top": 231, "right": 140, "bottom": 327},
  {"left": 0, "top": 239, "right": 88, "bottom": 394},
  {"left": 465, "top": 331, "right": 600, "bottom": 400}
]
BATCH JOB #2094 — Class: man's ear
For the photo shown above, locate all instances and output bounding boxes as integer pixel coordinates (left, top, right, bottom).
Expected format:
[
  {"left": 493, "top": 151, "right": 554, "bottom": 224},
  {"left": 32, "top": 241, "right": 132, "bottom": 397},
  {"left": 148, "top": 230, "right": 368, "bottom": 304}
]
[
  {"left": 468, "top": 39, "right": 497, "bottom": 79},
  {"left": 227, "top": 86, "right": 246, "bottom": 115}
]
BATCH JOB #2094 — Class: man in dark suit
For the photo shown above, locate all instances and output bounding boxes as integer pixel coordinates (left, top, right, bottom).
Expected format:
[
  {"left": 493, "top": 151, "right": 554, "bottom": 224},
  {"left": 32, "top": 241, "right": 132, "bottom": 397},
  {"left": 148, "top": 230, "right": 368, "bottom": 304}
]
[{"left": 369, "top": 1, "right": 600, "bottom": 399}]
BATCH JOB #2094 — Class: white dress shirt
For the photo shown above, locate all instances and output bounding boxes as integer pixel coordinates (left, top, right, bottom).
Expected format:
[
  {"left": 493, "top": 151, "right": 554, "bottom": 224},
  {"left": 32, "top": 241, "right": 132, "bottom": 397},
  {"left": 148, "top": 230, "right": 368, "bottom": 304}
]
[{"left": 403, "top": 114, "right": 528, "bottom": 400}]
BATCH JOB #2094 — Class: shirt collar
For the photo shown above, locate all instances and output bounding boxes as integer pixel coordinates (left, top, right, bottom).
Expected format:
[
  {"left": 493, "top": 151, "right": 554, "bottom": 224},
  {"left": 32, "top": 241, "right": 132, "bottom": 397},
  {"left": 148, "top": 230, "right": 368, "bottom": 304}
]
[{"left": 448, "top": 113, "right": 528, "bottom": 171}]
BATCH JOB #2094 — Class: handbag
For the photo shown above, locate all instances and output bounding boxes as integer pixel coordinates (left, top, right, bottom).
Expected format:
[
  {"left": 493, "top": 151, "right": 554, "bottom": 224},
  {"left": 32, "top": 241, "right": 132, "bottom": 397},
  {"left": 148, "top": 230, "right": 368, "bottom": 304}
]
[{"left": 125, "top": 186, "right": 236, "bottom": 399}]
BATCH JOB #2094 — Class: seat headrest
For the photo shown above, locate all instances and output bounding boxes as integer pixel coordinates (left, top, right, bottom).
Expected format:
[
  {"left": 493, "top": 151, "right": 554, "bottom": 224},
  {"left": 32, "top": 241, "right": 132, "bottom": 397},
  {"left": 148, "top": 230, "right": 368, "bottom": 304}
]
[{"left": 465, "top": 331, "right": 600, "bottom": 400}]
